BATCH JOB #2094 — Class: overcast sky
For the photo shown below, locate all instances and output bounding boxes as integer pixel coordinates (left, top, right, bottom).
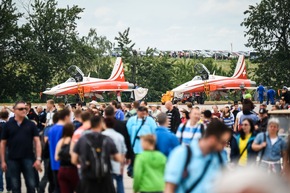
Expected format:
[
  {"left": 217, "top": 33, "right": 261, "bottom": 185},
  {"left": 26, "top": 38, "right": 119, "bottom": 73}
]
[{"left": 22, "top": 0, "right": 261, "bottom": 51}]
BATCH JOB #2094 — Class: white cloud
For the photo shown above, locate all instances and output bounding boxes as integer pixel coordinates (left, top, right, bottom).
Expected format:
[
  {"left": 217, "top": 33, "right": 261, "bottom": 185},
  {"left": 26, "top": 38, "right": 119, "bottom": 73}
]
[{"left": 51, "top": 0, "right": 261, "bottom": 51}]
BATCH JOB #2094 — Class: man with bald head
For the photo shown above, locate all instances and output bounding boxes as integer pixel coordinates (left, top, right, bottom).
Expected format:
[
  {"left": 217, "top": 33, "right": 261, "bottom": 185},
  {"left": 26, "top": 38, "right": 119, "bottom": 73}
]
[
  {"left": 36, "top": 106, "right": 46, "bottom": 132},
  {"left": 165, "top": 101, "right": 181, "bottom": 134}
]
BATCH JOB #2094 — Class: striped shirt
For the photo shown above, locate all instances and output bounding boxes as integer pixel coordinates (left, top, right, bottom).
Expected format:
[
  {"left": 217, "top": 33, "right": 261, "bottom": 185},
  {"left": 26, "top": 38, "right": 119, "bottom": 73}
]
[
  {"left": 176, "top": 122, "right": 203, "bottom": 145},
  {"left": 221, "top": 113, "right": 235, "bottom": 128}
]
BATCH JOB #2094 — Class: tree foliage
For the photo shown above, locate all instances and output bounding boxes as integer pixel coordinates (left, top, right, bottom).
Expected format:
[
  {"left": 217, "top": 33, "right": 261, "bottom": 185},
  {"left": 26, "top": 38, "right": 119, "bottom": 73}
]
[{"left": 242, "top": 0, "right": 290, "bottom": 87}]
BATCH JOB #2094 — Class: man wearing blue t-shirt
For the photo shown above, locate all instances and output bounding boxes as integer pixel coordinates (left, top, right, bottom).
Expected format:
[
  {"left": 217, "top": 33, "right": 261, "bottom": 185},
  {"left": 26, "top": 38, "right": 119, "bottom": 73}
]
[
  {"left": 111, "top": 100, "right": 124, "bottom": 121},
  {"left": 48, "top": 109, "right": 71, "bottom": 193},
  {"left": 165, "top": 119, "right": 232, "bottom": 193},
  {"left": 155, "top": 113, "right": 179, "bottom": 157}
]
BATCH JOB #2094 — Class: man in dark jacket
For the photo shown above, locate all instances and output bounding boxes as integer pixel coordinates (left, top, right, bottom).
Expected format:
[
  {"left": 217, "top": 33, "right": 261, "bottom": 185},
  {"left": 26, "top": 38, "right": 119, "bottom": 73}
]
[
  {"left": 104, "top": 106, "right": 133, "bottom": 162},
  {"left": 26, "top": 102, "right": 39, "bottom": 123},
  {"left": 281, "top": 86, "right": 290, "bottom": 104},
  {"left": 165, "top": 101, "right": 181, "bottom": 134},
  {"left": 255, "top": 108, "right": 268, "bottom": 133}
]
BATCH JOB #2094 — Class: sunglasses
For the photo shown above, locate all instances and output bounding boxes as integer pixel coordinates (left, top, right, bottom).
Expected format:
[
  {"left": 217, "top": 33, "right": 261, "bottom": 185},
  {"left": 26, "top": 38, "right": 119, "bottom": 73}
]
[
  {"left": 242, "top": 124, "right": 249, "bottom": 126},
  {"left": 16, "top": 108, "right": 27, "bottom": 111}
]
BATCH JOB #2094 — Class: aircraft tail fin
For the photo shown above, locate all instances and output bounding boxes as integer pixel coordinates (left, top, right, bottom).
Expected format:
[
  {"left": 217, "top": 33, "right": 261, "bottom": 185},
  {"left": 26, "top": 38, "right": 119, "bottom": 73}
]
[
  {"left": 232, "top": 55, "right": 247, "bottom": 79},
  {"left": 108, "top": 57, "right": 125, "bottom": 82}
]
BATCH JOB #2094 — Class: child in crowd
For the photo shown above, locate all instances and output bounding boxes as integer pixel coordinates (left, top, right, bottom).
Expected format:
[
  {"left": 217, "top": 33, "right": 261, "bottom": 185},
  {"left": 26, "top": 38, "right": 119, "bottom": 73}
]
[{"left": 133, "top": 135, "right": 166, "bottom": 193}]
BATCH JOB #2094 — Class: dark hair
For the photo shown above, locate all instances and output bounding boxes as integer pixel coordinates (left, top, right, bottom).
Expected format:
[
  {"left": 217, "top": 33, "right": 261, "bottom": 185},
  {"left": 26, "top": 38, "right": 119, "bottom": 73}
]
[
  {"left": 0, "top": 110, "right": 9, "bottom": 120},
  {"left": 141, "top": 101, "right": 148, "bottom": 106},
  {"left": 242, "top": 99, "right": 254, "bottom": 111},
  {"left": 125, "top": 104, "right": 131, "bottom": 109},
  {"left": 111, "top": 100, "right": 118, "bottom": 108},
  {"left": 52, "top": 112, "right": 59, "bottom": 124},
  {"left": 104, "top": 117, "right": 116, "bottom": 128},
  {"left": 203, "top": 110, "right": 212, "bottom": 119},
  {"left": 132, "top": 101, "right": 140, "bottom": 109},
  {"left": 62, "top": 123, "right": 74, "bottom": 138},
  {"left": 186, "top": 103, "right": 193, "bottom": 108},
  {"left": 240, "top": 118, "right": 255, "bottom": 140},
  {"left": 204, "top": 119, "right": 231, "bottom": 139},
  {"left": 77, "top": 102, "right": 82, "bottom": 107},
  {"left": 26, "top": 102, "right": 32, "bottom": 108},
  {"left": 157, "top": 113, "right": 168, "bottom": 125},
  {"left": 183, "top": 111, "right": 190, "bottom": 119},
  {"left": 81, "top": 111, "right": 92, "bottom": 122},
  {"left": 138, "top": 106, "right": 148, "bottom": 112},
  {"left": 90, "top": 116, "right": 103, "bottom": 129},
  {"left": 13, "top": 101, "right": 26, "bottom": 109},
  {"left": 58, "top": 109, "right": 71, "bottom": 121},
  {"left": 105, "top": 106, "right": 115, "bottom": 117}
]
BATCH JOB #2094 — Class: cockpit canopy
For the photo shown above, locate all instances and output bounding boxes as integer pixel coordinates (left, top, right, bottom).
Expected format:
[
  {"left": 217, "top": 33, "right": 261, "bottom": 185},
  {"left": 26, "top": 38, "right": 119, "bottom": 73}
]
[
  {"left": 194, "top": 63, "right": 210, "bottom": 80},
  {"left": 67, "top": 65, "right": 84, "bottom": 82}
]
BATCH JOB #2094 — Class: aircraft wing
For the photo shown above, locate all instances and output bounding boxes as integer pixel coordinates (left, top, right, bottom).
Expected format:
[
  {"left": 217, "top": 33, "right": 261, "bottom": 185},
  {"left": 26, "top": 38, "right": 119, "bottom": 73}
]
[{"left": 216, "top": 87, "right": 257, "bottom": 90}]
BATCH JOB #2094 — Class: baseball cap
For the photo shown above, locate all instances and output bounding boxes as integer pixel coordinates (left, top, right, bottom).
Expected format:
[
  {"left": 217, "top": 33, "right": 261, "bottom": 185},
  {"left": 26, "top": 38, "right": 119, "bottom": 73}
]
[
  {"left": 283, "top": 86, "right": 288, "bottom": 90},
  {"left": 244, "top": 93, "right": 252, "bottom": 99},
  {"left": 259, "top": 108, "right": 267, "bottom": 114}
]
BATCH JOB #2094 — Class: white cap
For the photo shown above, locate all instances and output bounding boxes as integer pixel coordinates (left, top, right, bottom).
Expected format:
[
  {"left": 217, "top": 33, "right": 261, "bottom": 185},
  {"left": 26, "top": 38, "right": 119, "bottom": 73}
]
[{"left": 89, "top": 100, "right": 98, "bottom": 106}]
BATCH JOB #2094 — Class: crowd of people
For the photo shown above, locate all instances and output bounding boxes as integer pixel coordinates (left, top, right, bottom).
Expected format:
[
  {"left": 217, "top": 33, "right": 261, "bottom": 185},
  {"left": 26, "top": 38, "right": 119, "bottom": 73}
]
[{"left": 0, "top": 97, "right": 289, "bottom": 193}]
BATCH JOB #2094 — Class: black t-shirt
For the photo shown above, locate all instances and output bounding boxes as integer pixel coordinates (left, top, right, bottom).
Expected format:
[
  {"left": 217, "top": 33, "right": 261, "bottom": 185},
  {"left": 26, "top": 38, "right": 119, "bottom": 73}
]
[
  {"left": 114, "top": 120, "right": 133, "bottom": 159},
  {"left": 1, "top": 118, "right": 39, "bottom": 160}
]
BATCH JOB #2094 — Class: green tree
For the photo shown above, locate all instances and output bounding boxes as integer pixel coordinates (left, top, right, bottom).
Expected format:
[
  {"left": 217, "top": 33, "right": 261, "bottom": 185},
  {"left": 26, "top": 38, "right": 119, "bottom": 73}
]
[
  {"left": 0, "top": 0, "right": 25, "bottom": 102},
  {"left": 19, "top": 0, "right": 84, "bottom": 97},
  {"left": 115, "top": 28, "right": 137, "bottom": 84},
  {"left": 242, "top": 0, "right": 290, "bottom": 87},
  {"left": 70, "top": 28, "right": 113, "bottom": 79}
]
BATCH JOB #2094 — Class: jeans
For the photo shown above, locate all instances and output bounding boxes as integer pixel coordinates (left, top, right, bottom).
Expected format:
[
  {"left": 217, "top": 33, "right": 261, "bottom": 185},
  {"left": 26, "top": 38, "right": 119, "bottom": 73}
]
[
  {"left": 112, "top": 174, "right": 124, "bottom": 193},
  {"left": 38, "top": 158, "right": 52, "bottom": 193},
  {"left": 0, "top": 165, "right": 11, "bottom": 191},
  {"left": 52, "top": 170, "right": 60, "bottom": 193},
  {"left": 8, "top": 158, "right": 36, "bottom": 193}
]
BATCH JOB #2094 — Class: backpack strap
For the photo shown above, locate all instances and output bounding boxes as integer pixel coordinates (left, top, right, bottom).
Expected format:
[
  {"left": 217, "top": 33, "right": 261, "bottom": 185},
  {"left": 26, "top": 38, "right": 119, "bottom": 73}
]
[
  {"left": 182, "top": 145, "right": 192, "bottom": 178},
  {"left": 179, "top": 121, "right": 187, "bottom": 144},
  {"left": 259, "top": 132, "right": 267, "bottom": 163},
  {"left": 238, "top": 138, "right": 252, "bottom": 159},
  {"left": 132, "top": 117, "right": 147, "bottom": 149},
  {"left": 185, "top": 156, "right": 213, "bottom": 193}
]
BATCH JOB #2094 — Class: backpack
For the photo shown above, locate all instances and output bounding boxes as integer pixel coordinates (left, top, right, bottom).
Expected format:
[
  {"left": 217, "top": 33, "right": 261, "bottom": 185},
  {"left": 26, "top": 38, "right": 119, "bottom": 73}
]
[{"left": 81, "top": 133, "right": 110, "bottom": 180}]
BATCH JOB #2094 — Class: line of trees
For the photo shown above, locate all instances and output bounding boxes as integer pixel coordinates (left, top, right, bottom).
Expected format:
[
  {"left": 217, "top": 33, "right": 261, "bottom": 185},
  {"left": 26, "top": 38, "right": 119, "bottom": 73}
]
[{"left": 1, "top": 0, "right": 288, "bottom": 102}]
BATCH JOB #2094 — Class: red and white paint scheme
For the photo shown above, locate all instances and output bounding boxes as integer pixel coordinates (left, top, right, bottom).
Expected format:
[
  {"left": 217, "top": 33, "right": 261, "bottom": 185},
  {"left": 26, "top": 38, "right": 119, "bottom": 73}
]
[
  {"left": 172, "top": 55, "right": 256, "bottom": 93},
  {"left": 43, "top": 57, "right": 147, "bottom": 100}
]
